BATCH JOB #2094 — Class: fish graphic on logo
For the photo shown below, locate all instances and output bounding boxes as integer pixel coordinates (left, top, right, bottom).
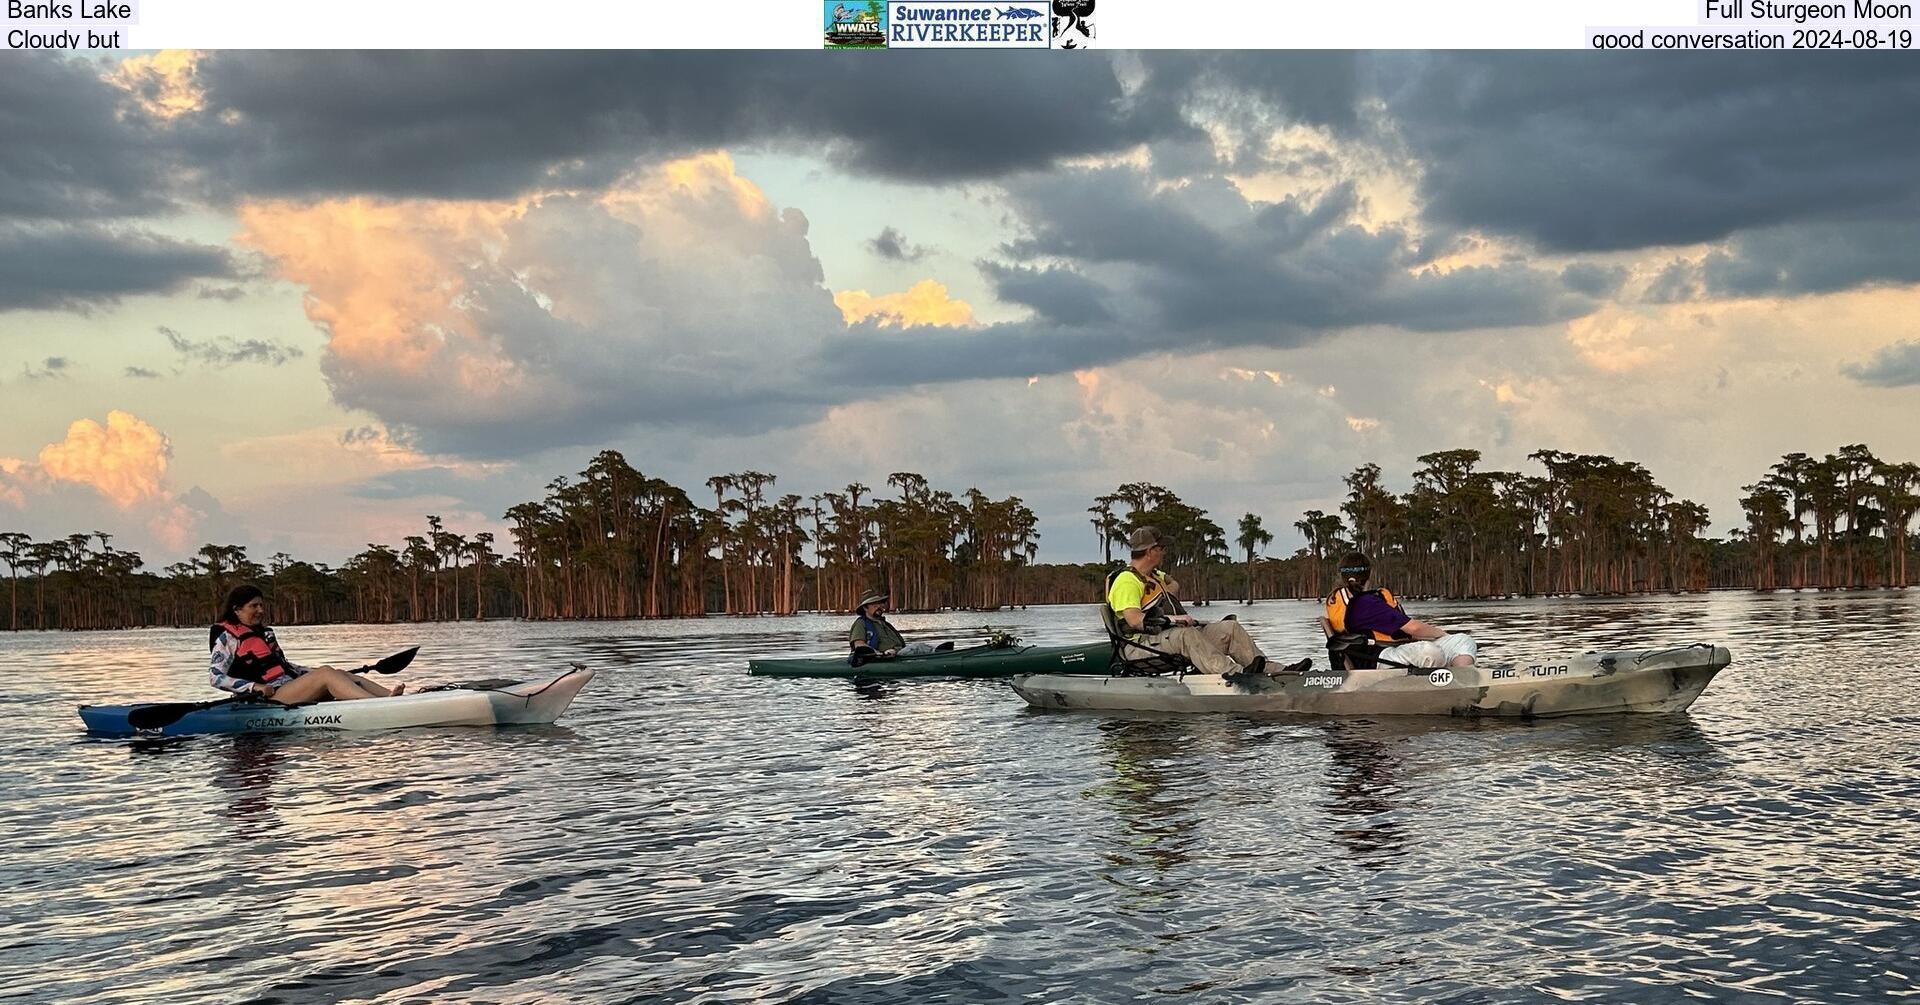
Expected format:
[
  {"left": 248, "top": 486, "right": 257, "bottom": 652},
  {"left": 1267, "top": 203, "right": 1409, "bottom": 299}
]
[{"left": 997, "top": 5, "right": 1044, "bottom": 16}]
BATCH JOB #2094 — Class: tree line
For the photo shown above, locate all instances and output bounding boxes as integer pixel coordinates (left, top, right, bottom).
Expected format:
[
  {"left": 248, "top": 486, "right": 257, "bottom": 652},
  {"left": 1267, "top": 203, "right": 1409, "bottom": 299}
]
[{"left": 2, "top": 444, "right": 1915, "bottom": 630}]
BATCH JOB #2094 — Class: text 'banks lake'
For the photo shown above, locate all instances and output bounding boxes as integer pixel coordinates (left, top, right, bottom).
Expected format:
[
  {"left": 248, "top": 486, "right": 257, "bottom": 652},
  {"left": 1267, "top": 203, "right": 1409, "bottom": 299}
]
[{"left": 4, "top": 590, "right": 1918, "bottom": 1003}]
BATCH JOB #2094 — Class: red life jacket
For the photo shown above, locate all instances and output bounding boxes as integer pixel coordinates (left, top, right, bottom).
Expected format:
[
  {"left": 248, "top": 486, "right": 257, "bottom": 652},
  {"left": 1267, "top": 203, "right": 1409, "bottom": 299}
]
[{"left": 210, "top": 620, "right": 293, "bottom": 684}]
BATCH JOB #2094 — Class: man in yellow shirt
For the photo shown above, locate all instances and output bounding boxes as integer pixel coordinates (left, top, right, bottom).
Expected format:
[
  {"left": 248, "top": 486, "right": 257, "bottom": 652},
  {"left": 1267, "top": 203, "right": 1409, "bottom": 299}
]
[{"left": 1108, "top": 527, "right": 1300, "bottom": 677}]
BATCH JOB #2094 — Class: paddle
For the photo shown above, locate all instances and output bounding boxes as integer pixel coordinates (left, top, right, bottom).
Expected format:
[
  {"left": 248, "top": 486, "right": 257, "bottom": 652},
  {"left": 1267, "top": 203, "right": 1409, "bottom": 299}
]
[{"left": 124, "top": 646, "right": 421, "bottom": 731}]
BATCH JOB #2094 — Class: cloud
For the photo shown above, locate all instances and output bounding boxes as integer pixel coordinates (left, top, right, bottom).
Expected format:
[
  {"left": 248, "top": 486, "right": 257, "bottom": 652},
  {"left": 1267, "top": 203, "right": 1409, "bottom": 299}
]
[
  {"left": 834, "top": 279, "right": 977, "bottom": 328},
  {"left": 995, "top": 167, "right": 1586, "bottom": 340},
  {"left": 1560, "top": 262, "right": 1628, "bottom": 298},
  {"left": 1385, "top": 54, "right": 1920, "bottom": 253},
  {"left": 867, "top": 226, "right": 928, "bottom": 262},
  {"left": 167, "top": 52, "right": 1180, "bottom": 200},
  {"left": 0, "top": 223, "right": 235, "bottom": 311},
  {"left": 823, "top": 163, "right": 1589, "bottom": 387},
  {"left": 237, "top": 152, "right": 852, "bottom": 455},
  {"left": 36, "top": 410, "right": 173, "bottom": 508},
  {"left": 0, "top": 457, "right": 34, "bottom": 508},
  {"left": 160, "top": 325, "right": 303, "bottom": 367},
  {"left": 124, "top": 366, "right": 163, "bottom": 379},
  {"left": 217, "top": 423, "right": 508, "bottom": 498},
  {"left": 0, "top": 410, "right": 221, "bottom": 557},
  {"left": 1651, "top": 220, "right": 1920, "bottom": 301},
  {"left": 107, "top": 50, "right": 208, "bottom": 121},
  {"left": 22, "top": 357, "right": 70, "bottom": 380},
  {"left": 1565, "top": 307, "right": 1675, "bottom": 373},
  {"left": 978, "top": 262, "right": 1113, "bottom": 325},
  {"left": 0, "top": 56, "right": 176, "bottom": 222},
  {"left": 1841, "top": 340, "right": 1920, "bottom": 388}
]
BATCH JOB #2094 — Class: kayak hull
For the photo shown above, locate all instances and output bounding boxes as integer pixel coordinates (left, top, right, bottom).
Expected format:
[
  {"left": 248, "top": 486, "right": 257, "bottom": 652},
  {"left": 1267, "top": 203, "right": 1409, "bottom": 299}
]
[
  {"left": 749, "top": 641, "right": 1114, "bottom": 679},
  {"left": 79, "top": 668, "right": 594, "bottom": 737},
  {"left": 1011, "top": 645, "right": 1730, "bottom": 718}
]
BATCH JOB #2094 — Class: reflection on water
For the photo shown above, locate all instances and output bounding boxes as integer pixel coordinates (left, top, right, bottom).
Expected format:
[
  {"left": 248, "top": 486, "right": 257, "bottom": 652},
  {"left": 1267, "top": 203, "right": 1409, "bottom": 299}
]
[
  {"left": 214, "top": 734, "right": 286, "bottom": 831},
  {"left": 1088, "top": 720, "right": 1202, "bottom": 875},
  {"left": 3, "top": 591, "right": 1920, "bottom": 1002},
  {"left": 1316, "top": 721, "right": 1409, "bottom": 867}
]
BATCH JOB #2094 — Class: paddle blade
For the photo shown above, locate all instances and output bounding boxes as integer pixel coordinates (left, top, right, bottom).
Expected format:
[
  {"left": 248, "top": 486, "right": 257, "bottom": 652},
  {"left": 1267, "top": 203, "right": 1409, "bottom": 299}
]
[
  {"left": 126, "top": 696, "right": 240, "bottom": 732},
  {"left": 359, "top": 646, "right": 420, "bottom": 675}
]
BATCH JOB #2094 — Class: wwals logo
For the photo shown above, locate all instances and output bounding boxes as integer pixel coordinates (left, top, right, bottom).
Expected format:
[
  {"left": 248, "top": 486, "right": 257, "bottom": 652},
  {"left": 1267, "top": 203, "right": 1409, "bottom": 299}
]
[{"left": 825, "top": 1, "right": 888, "bottom": 47}]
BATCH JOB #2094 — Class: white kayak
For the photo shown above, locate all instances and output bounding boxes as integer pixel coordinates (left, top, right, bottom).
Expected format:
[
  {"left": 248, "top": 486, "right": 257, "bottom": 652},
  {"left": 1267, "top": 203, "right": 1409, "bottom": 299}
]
[
  {"left": 81, "top": 667, "right": 595, "bottom": 736},
  {"left": 1010, "top": 645, "right": 1731, "bottom": 717}
]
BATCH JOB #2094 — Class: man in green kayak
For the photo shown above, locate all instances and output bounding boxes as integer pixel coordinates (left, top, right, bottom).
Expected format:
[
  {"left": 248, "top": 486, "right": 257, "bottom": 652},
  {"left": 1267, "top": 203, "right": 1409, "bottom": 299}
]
[
  {"left": 849, "top": 592, "right": 940, "bottom": 664},
  {"left": 1108, "top": 527, "right": 1304, "bottom": 677}
]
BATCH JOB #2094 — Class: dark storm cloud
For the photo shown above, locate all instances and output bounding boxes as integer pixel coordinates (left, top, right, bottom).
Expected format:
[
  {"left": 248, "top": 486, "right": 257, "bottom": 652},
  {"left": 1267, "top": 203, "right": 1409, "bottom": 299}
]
[
  {"left": 0, "top": 57, "right": 173, "bottom": 221},
  {"left": 990, "top": 165, "right": 1585, "bottom": 346},
  {"left": 1560, "top": 263, "right": 1627, "bottom": 298},
  {"left": 1384, "top": 54, "right": 1920, "bottom": 253},
  {"left": 867, "top": 226, "right": 928, "bottom": 262},
  {"left": 827, "top": 319, "right": 1113, "bottom": 385},
  {"left": 176, "top": 52, "right": 1185, "bottom": 198},
  {"left": 1130, "top": 52, "right": 1365, "bottom": 170},
  {"left": 1643, "top": 219, "right": 1920, "bottom": 303},
  {"left": 1841, "top": 341, "right": 1920, "bottom": 388},
  {"left": 979, "top": 262, "right": 1114, "bottom": 325},
  {"left": 0, "top": 224, "right": 235, "bottom": 311}
]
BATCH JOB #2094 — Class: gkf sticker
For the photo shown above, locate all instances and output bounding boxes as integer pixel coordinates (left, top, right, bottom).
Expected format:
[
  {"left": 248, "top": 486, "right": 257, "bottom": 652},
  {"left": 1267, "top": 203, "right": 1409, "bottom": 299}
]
[
  {"left": 1052, "top": 0, "right": 1094, "bottom": 47},
  {"left": 1428, "top": 668, "right": 1454, "bottom": 687}
]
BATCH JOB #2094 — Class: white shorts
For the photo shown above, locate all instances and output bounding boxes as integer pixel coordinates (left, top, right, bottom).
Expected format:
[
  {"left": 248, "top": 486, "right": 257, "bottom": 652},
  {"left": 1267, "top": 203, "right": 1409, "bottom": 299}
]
[{"left": 1379, "top": 632, "right": 1477, "bottom": 668}]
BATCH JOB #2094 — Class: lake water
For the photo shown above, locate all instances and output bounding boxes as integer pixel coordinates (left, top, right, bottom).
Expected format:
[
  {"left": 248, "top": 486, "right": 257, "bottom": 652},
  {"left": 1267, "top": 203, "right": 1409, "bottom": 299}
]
[{"left": 3, "top": 591, "right": 1918, "bottom": 1003}]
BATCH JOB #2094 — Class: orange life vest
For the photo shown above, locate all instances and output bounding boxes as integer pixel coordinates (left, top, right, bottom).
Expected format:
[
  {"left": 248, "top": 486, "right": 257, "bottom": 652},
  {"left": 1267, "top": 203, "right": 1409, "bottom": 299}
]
[
  {"left": 1323, "top": 586, "right": 1408, "bottom": 643},
  {"left": 210, "top": 620, "right": 294, "bottom": 684}
]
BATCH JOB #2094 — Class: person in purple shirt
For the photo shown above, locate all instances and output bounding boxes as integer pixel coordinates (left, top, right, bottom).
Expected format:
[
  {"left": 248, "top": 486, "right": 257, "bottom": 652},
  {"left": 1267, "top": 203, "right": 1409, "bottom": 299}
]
[{"left": 1322, "top": 552, "right": 1477, "bottom": 669}]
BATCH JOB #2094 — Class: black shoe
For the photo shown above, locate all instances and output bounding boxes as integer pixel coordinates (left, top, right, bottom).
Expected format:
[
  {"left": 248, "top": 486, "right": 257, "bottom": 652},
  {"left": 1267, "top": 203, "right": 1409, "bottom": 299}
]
[
  {"left": 1245, "top": 655, "right": 1268, "bottom": 676},
  {"left": 1272, "top": 657, "right": 1312, "bottom": 675}
]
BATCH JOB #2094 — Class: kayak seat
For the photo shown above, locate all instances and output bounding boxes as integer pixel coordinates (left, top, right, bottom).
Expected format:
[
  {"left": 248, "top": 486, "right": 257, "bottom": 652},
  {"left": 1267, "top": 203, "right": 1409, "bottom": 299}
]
[
  {"left": 1098, "top": 597, "right": 1193, "bottom": 678},
  {"left": 1326, "top": 633, "right": 1384, "bottom": 671}
]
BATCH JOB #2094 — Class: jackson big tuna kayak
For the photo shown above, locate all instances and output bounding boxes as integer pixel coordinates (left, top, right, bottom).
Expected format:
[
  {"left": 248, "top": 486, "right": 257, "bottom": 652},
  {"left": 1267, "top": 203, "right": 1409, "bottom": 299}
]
[
  {"left": 749, "top": 640, "right": 1112, "bottom": 679},
  {"left": 1011, "top": 644, "right": 1730, "bottom": 717},
  {"left": 79, "top": 667, "right": 594, "bottom": 737}
]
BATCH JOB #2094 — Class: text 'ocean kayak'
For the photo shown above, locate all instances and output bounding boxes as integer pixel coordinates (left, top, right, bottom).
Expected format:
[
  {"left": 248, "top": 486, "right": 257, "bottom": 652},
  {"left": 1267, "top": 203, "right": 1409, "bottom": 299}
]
[
  {"left": 749, "top": 641, "right": 1114, "bottom": 679},
  {"left": 79, "top": 667, "right": 594, "bottom": 737},
  {"left": 1011, "top": 645, "right": 1731, "bottom": 717}
]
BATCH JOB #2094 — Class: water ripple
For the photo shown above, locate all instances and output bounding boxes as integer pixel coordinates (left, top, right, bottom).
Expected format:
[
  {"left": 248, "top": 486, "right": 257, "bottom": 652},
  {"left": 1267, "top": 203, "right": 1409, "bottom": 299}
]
[{"left": 3, "top": 592, "right": 1919, "bottom": 1002}]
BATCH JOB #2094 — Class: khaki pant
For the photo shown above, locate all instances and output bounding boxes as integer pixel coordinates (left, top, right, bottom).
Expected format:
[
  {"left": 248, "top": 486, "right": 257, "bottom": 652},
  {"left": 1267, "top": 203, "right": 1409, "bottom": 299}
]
[{"left": 1130, "top": 620, "right": 1264, "bottom": 675}]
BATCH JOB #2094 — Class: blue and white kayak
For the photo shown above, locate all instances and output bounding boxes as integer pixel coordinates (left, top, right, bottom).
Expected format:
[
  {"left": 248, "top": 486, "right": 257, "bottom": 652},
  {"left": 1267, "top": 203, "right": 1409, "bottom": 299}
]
[{"left": 79, "top": 667, "right": 594, "bottom": 737}]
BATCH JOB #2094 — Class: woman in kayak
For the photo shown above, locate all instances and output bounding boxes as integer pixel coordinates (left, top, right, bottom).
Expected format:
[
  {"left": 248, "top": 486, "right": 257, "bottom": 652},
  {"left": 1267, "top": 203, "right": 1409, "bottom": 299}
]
[{"left": 210, "top": 585, "right": 404, "bottom": 703}]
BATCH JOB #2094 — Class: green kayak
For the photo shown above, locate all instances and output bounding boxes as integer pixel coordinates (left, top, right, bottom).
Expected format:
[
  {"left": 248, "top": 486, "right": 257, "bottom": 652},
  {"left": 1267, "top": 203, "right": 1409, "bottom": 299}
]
[{"left": 748, "top": 640, "right": 1115, "bottom": 679}]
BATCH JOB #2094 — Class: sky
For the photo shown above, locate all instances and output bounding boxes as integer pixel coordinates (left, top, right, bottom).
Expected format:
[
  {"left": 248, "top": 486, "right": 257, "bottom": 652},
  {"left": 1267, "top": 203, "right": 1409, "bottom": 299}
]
[{"left": 2, "top": 51, "right": 1918, "bottom": 568}]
